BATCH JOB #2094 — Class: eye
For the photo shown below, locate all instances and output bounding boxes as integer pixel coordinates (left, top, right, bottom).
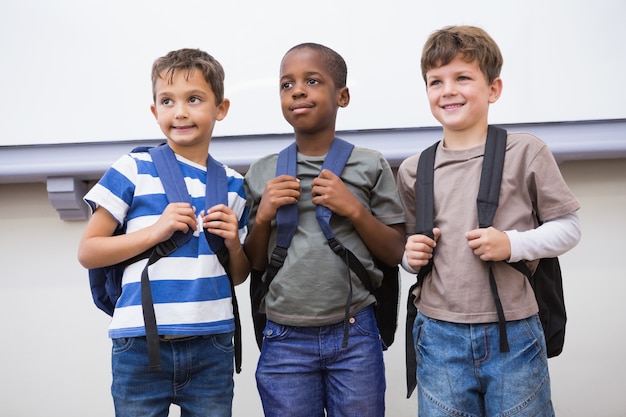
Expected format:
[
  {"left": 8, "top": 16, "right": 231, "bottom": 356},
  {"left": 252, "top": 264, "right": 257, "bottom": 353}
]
[
  {"left": 281, "top": 81, "right": 293, "bottom": 90},
  {"left": 306, "top": 78, "right": 319, "bottom": 86},
  {"left": 189, "top": 96, "right": 201, "bottom": 104},
  {"left": 458, "top": 75, "right": 470, "bottom": 81},
  {"left": 161, "top": 98, "right": 173, "bottom": 106},
  {"left": 428, "top": 79, "right": 441, "bottom": 87}
]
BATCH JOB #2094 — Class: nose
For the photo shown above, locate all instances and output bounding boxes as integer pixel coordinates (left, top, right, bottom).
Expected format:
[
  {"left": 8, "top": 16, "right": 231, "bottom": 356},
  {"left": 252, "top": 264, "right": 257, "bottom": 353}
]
[
  {"left": 291, "top": 81, "right": 306, "bottom": 99},
  {"left": 174, "top": 102, "right": 188, "bottom": 118},
  {"left": 442, "top": 81, "right": 457, "bottom": 97}
]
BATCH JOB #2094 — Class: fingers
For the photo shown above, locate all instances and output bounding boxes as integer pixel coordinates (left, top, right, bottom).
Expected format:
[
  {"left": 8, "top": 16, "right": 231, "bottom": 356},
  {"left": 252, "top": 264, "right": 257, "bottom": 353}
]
[
  {"left": 465, "top": 227, "right": 510, "bottom": 261},
  {"left": 266, "top": 175, "right": 301, "bottom": 204},
  {"left": 203, "top": 204, "right": 239, "bottom": 242},
  {"left": 256, "top": 176, "right": 301, "bottom": 224},
  {"left": 311, "top": 170, "right": 352, "bottom": 213},
  {"left": 405, "top": 233, "right": 437, "bottom": 268},
  {"left": 152, "top": 203, "right": 197, "bottom": 242}
]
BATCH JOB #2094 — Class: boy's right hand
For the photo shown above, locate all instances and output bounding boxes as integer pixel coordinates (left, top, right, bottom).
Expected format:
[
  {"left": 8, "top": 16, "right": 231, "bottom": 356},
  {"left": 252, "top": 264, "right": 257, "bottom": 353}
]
[
  {"left": 255, "top": 175, "right": 301, "bottom": 225},
  {"left": 151, "top": 202, "right": 198, "bottom": 243},
  {"left": 405, "top": 228, "right": 441, "bottom": 270}
]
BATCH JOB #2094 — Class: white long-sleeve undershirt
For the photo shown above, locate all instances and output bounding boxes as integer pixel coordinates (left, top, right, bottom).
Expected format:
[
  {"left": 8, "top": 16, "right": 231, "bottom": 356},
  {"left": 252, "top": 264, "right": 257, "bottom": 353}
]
[{"left": 505, "top": 211, "right": 581, "bottom": 262}]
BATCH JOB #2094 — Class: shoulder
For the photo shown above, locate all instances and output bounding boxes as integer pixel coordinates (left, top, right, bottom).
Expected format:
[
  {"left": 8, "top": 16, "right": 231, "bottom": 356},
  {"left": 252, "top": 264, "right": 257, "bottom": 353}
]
[
  {"left": 506, "top": 131, "right": 549, "bottom": 153},
  {"left": 247, "top": 153, "right": 278, "bottom": 172},
  {"left": 398, "top": 152, "right": 420, "bottom": 174},
  {"left": 505, "top": 131, "right": 556, "bottom": 166},
  {"left": 349, "top": 146, "right": 390, "bottom": 170},
  {"left": 220, "top": 164, "right": 244, "bottom": 181}
]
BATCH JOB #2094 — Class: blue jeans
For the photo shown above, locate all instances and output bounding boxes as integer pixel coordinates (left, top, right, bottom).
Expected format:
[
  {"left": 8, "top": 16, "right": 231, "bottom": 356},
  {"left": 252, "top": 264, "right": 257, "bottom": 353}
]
[
  {"left": 413, "top": 312, "right": 554, "bottom": 417},
  {"left": 256, "top": 305, "right": 385, "bottom": 417},
  {"left": 111, "top": 333, "right": 234, "bottom": 417}
]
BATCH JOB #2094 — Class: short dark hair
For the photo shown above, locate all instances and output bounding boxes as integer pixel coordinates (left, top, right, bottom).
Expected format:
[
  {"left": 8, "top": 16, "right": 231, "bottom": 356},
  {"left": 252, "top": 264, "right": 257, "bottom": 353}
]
[
  {"left": 284, "top": 43, "right": 347, "bottom": 89},
  {"left": 421, "top": 26, "right": 503, "bottom": 84},
  {"left": 151, "top": 48, "right": 225, "bottom": 105}
]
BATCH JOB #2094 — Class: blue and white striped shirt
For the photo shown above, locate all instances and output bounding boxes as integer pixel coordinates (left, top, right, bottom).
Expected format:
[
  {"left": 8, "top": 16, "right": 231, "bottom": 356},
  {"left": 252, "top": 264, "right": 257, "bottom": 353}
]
[{"left": 84, "top": 149, "right": 248, "bottom": 339}]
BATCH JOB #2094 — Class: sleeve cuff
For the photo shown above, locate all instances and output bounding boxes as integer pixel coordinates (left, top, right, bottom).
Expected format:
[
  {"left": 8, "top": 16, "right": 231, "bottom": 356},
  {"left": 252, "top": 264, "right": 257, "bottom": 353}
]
[{"left": 401, "top": 250, "right": 419, "bottom": 274}]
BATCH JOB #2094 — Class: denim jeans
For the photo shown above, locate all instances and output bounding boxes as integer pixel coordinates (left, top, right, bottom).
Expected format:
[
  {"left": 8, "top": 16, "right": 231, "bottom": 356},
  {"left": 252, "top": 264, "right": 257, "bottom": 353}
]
[
  {"left": 111, "top": 333, "right": 234, "bottom": 417},
  {"left": 256, "top": 305, "right": 385, "bottom": 417},
  {"left": 413, "top": 312, "right": 554, "bottom": 417}
]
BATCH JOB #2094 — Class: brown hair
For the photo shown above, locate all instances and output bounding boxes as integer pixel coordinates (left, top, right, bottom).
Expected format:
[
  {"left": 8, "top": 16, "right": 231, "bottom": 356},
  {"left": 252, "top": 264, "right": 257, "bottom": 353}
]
[
  {"left": 151, "top": 48, "right": 225, "bottom": 105},
  {"left": 421, "top": 26, "right": 503, "bottom": 84}
]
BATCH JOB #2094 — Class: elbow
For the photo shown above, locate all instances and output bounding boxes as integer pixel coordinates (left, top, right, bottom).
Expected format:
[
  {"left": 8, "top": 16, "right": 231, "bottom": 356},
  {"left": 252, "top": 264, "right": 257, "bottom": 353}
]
[{"left": 77, "top": 247, "right": 92, "bottom": 269}]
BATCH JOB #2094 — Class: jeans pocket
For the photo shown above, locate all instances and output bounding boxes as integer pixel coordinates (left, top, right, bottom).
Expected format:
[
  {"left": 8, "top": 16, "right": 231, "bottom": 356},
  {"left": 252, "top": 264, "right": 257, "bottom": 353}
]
[
  {"left": 210, "top": 332, "right": 235, "bottom": 353},
  {"left": 263, "top": 320, "right": 290, "bottom": 342},
  {"left": 111, "top": 337, "right": 134, "bottom": 354},
  {"left": 351, "top": 312, "right": 380, "bottom": 339}
]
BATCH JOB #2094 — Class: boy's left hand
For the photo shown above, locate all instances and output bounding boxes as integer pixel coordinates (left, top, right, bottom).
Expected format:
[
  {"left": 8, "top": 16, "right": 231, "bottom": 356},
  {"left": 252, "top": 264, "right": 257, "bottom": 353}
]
[
  {"left": 311, "top": 169, "right": 358, "bottom": 218},
  {"left": 465, "top": 226, "right": 511, "bottom": 262},
  {"left": 202, "top": 204, "right": 240, "bottom": 250}
]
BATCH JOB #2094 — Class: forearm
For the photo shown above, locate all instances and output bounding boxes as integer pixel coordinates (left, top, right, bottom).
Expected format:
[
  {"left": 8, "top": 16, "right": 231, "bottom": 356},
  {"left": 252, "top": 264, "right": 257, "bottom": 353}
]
[
  {"left": 227, "top": 244, "right": 251, "bottom": 285},
  {"left": 350, "top": 204, "right": 405, "bottom": 266},
  {"left": 505, "top": 212, "right": 581, "bottom": 262},
  {"left": 243, "top": 219, "right": 272, "bottom": 271},
  {"left": 78, "top": 227, "right": 160, "bottom": 269},
  {"left": 78, "top": 207, "right": 163, "bottom": 269}
]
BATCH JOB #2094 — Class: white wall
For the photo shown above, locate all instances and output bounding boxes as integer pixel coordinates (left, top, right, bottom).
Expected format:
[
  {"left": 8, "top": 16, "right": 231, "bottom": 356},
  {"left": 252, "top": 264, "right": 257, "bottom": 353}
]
[
  {"left": 1, "top": 158, "right": 625, "bottom": 416},
  {"left": 1, "top": 0, "right": 625, "bottom": 145}
]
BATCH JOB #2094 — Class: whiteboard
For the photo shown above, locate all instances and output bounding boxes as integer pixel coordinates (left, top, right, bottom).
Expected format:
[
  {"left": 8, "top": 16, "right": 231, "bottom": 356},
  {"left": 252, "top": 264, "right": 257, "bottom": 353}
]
[{"left": 1, "top": 0, "right": 624, "bottom": 146}]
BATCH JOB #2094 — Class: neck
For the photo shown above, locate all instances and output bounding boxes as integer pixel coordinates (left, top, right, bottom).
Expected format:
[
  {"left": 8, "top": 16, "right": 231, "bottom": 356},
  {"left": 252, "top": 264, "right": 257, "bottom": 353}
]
[
  {"left": 442, "top": 126, "right": 488, "bottom": 150},
  {"left": 294, "top": 132, "right": 336, "bottom": 156},
  {"left": 167, "top": 142, "right": 210, "bottom": 166}
]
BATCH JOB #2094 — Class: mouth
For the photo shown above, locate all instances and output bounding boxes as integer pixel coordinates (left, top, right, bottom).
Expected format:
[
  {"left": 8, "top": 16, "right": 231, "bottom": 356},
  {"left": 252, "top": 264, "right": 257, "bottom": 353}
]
[
  {"left": 172, "top": 124, "right": 195, "bottom": 131},
  {"left": 441, "top": 103, "right": 464, "bottom": 111},
  {"left": 290, "top": 102, "right": 314, "bottom": 114}
]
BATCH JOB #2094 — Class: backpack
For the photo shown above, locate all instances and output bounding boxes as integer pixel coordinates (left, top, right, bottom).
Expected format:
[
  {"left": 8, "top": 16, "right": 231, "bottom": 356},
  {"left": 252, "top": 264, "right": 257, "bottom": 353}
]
[
  {"left": 88, "top": 143, "right": 242, "bottom": 373},
  {"left": 250, "top": 138, "right": 400, "bottom": 351},
  {"left": 405, "top": 126, "right": 567, "bottom": 397}
]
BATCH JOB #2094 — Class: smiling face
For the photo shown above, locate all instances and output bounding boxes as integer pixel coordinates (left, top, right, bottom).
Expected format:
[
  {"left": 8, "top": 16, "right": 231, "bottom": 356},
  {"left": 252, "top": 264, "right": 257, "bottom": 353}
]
[
  {"left": 425, "top": 56, "right": 502, "bottom": 140},
  {"left": 279, "top": 47, "right": 349, "bottom": 147},
  {"left": 150, "top": 69, "right": 229, "bottom": 162}
]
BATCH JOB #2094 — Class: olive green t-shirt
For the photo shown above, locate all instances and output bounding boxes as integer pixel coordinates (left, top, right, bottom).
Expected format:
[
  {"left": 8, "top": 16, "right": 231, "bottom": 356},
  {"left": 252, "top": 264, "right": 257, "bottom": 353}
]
[{"left": 245, "top": 145, "right": 405, "bottom": 327}]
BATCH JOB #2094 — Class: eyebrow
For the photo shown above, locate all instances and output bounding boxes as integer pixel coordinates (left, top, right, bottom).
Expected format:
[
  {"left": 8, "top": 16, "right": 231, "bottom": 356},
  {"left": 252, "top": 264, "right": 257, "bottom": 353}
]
[
  {"left": 156, "top": 89, "right": 209, "bottom": 98},
  {"left": 280, "top": 70, "right": 324, "bottom": 81}
]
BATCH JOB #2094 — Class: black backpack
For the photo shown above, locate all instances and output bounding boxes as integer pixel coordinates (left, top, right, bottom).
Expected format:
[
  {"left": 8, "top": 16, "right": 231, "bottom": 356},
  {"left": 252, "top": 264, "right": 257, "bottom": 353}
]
[
  {"left": 87, "top": 144, "right": 242, "bottom": 373},
  {"left": 405, "top": 126, "right": 567, "bottom": 397},
  {"left": 250, "top": 138, "right": 400, "bottom": 351}
]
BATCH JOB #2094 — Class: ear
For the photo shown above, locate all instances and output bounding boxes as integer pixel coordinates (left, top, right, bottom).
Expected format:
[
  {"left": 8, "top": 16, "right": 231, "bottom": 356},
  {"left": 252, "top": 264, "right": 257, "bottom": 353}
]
[
  {"left": 216, "top": 98, "right": 230, "bottom": 121},
  {"left": 488, "top": 77, "right": 503, "bottom": 104},
  {"left": 150, "top": 103, "right": 158, "bottom": 120},
  {"left": 337, "top": 87, "right": 350, "bottom": 108}
]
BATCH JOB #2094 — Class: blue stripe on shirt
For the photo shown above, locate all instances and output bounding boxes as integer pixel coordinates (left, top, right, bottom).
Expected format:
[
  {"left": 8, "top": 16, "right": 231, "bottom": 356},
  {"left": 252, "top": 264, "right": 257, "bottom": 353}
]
[{"left": 116, "top": 276, "right": 232, "bottom": 307}]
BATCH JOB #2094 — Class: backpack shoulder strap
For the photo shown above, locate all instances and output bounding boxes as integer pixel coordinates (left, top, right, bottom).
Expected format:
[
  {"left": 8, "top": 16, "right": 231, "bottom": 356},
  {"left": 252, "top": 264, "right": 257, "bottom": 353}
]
[
  {"left": 476, "top": 126, "right": 509, "bottom": 353},
  {"left": 203, "top": 154, "right": 243, "bottom": 374},
  {"left": 413, "top": 140, "right": 440, "bottom": 283},
  {"left": 262, "top": 142, "right": 299, "bottom": 289},
  {"left": 477, "top": 126, "right": 507, "bottom": 228},
  {"left": 406, "top": 139, "right": 439, "bottom": 397},
  {"left": 315, "top": 138, "right": 354, "bottom": 239},
  {"left": 149, "top": 145, "right": 194, "bottom": 249}
]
